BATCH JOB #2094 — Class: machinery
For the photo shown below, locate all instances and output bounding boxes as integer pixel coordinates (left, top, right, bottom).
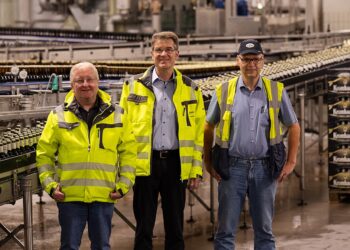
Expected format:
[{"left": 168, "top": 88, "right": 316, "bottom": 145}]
[{"left": 1, "top": 32, "right": 350, "bottom": 247}]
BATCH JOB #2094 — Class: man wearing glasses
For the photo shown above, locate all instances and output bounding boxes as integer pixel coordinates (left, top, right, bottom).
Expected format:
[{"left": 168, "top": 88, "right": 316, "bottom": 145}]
[
  {"left": 36, "top": 62, "right": 137, "bottom": 250},
  {"left": 204, "top": 39, "right": 300, "bottom": 249},
  {"left": 120, "top": 31, "right": 205, "bottom": 250}
]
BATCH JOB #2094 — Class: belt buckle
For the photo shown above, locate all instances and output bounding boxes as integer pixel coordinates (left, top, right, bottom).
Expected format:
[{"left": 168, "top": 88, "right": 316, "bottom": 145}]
[{"left": 159, "top": 150, "right": 168, "bottom": 159}]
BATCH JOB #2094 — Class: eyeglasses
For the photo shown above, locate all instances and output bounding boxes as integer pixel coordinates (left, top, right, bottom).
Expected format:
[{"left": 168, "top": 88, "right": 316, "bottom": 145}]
[
  {"left": 73, "top": 78, "right": 97, "bottom": 85},
  {"left": 238, "top": 56, "right": 264, "bottom": 64},
  {"left": 153, "top": 47, "right": 177, "bottom": 54}
]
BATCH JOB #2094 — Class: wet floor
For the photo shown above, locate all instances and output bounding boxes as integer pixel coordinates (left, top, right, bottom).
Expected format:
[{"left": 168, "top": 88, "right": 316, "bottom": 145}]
[{"left": 1, "top": 133, "right": 350, "bottom": 250}]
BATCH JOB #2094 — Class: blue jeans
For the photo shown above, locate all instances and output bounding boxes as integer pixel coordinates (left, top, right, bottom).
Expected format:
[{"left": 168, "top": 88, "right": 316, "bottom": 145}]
[
  {"left": 57, "top": 202, "right": 114, "bottom": 250},
  {"left": 214, "top": 157, "right": 277, "bottom": 250}
]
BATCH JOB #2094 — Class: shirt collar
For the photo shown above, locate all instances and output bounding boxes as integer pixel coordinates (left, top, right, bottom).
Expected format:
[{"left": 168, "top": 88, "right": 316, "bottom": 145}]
[
  {"left": 152, "top": 68, "right": 175, "bottom": 85},
  {"left": 238, "top": 75, "right": 263, "bottom": 91},
  {"left": 73, "top": 96, "right": 100, "bottom": 113}
]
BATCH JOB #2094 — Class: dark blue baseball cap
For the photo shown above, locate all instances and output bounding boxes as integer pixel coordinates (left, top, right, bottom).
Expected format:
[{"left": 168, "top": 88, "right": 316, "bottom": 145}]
[{"left": 238, "top": 39, "right": 263, "bottom": 55}]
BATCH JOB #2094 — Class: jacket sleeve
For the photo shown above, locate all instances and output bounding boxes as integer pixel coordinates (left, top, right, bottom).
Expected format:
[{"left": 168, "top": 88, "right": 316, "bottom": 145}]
[
  {"left": 115, "top": 109, "right": 137, "bottom": 195},
  {"left": 189, "top": 87, "right": 206, "bottom": 178},
  {"left": 36, "top": 111, "right": 59, "bottom": 194}
]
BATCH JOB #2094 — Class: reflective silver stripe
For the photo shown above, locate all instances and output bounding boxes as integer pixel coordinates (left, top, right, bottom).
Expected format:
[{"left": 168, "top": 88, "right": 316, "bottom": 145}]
[
  {"left": 181, "top": 156, "right": 193, "bottom": 163},
  {"left": 118, "top": 176, "right": 132, "bottom": 187},
  {"left": 190, "top": 84, "right": 196, "bottom": 100},
  {"left": 129, "top": 78, "right": 135, "bottom": 95},
  {"left": 114, "top": 108, "right": 122, "bottom": 124},
  {"left": 61, "top": 179, "right": 115, "bottom": 188},
  {"left": 194, "top": 144, "right": 203, "bottom": 152},
  {"left": 135, "top": 136, "right": 150, "bottom": 143},
  {"left": 192, "top": 159, "right": 202, "bottom": 166},
  {"left": 38, "top": 164, "right": 55, "bottom": 174},
  {"left": 226, "top": 104, "right": 233, "bottom": 111},
  {"left": 217, "top": 82, "right": 229, "bottom": 146},
  {"left": 57, "top": 162, "right": 116, "bottom": 172},
  {"left": 55, "top": 105, "right": 65, "bottom": 123},
  {"left": 119, "top": 166, "right": 135, "bottom": 174},
  {"left": 270, "top": 137, "right": 279, "bottom": 145},
  {"left": 114, "top": 104, "right": 124, "bottom": 114},
  {"left": 269, "top": 80, "right": 282, "bottom": 144},
  {"left": 179, "top": 140, "right": 194, "bottom": 147},
  {"left": 137, "top": 152, "right": 149, "bottom": 159},
  {"left": 215, "top": 136, "right": 229, "bottom": 148},
  {"left": 42, "top": 177, "right": 55, "bottom": 187}
]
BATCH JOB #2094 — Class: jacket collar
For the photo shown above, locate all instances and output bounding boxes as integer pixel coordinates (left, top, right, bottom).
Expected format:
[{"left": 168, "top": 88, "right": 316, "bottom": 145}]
[
  {"left": 64, "top": 89, "right": 111, "bottom": 115},
  {"left": 137, "top": 65, "right": 181, "bottom": 88}
]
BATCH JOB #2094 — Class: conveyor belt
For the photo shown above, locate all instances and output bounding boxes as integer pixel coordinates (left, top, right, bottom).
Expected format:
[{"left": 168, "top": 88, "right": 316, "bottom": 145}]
[
  {"left": 0, "top": 61, "right": 238, "bottom": 83},
  {"left": 0, "top": 27, "right": 151, "bottom": 43},
  {"left": 0, "top": 151, "right": 40, "bottom": 206},
  {"left": 195, "top": 43, "right": 350, "bottom": 98}
]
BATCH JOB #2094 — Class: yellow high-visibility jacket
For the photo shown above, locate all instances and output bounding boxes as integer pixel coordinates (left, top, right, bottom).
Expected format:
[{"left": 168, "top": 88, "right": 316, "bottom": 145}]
[
  {"left": 36, "top": 89, "right": 136, "bottom": 203},
  {"left": 120, "top": 66, "right": 206, "bottom": 180}
]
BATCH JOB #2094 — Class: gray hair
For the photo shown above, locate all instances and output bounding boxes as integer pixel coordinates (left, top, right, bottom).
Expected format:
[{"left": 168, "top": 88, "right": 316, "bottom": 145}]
[{"left": 69, "top": 62, "right": 99, "bottom": 83}]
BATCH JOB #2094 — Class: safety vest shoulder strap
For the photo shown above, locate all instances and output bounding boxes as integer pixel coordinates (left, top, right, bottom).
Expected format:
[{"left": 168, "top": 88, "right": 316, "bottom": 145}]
[
  {"left": 215, "top": 77, "right": 238, "bottom": 148},
  {"left": 217, "top": 76, "right": 238, "bottom": 114},
  {"left": 262, "top": 77, "right": 284, "bottom": 144}
]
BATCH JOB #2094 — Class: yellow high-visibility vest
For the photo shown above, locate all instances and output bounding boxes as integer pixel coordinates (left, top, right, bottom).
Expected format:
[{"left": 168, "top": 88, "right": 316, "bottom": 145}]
[{"left": 215, "top": 76, "right": 284, "bottom": 148}]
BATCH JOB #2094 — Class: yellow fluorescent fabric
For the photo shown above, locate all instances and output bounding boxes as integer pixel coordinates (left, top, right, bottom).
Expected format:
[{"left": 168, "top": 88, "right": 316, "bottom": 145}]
[
  {"left": 120, "top": 66, "right": 206, "bottom": 180},
  {"left": 36, "top": 89, "right": 137, "bottom": 203}
]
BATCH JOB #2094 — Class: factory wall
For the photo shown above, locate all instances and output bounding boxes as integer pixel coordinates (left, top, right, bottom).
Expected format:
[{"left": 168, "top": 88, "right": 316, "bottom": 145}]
[{"left": 323, "top": 0, "right": 350, "bottom": 31}]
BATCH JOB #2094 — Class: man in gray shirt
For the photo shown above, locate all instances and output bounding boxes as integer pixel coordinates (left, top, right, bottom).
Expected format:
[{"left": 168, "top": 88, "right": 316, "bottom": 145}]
[{"left": 204, "top": 39, "right": 300, "bottom": 250}]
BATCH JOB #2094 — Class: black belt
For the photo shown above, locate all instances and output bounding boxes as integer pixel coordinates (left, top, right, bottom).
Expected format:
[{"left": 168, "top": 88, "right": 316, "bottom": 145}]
[
  {"left": 230, "top": 157, "right": 269, "bottom": 164},
  {"left": 153, "top": 150, "right": 179, "bottom": 159}
]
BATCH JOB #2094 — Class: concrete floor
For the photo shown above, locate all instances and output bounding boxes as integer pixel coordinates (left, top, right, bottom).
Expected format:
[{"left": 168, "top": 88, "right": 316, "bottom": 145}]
[{"left": 1, "top": 133, "right": 350, "bottom": 250}]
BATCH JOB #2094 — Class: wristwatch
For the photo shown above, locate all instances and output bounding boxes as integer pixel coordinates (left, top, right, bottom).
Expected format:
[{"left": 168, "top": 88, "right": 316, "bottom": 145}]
[{"left": 49, "top": 187, "right": 55, "bottom": 197}]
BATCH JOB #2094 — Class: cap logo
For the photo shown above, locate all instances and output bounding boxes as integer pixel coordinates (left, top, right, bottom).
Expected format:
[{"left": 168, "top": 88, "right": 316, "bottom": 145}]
[{"left": 246, "top": 43, "right": 255, "bottom": 48}]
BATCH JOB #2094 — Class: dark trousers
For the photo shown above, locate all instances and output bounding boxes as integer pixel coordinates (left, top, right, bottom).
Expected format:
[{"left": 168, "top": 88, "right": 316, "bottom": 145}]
[
  {"left": 133, "top": 150, "right": 187, "bottom": 250},
  {"left": 57, "top": 202, "right": 114, "bottom": 250}
]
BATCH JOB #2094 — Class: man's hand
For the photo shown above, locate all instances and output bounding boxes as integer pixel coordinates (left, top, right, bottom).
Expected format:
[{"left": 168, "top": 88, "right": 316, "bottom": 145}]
[
  {"left": 188, "top": 177, "right": 201, "bottom": 190},
  {"left": 109, "top": 190, "right": 124, "bottom": 200},
  {"left": 52, "top": 185, "right": 65, "bottom": 202},
  {"left": 277, "top": 161, "right": 296, "bottom": 183},
  {"left": 203, "top": 122, "right": 221, "bottom": 182},
  {"left": 278, "top": 123, "right": 300, "bottom": 183}
]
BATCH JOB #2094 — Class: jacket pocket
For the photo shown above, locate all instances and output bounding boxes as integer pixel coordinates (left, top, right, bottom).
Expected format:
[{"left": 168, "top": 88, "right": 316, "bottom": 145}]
[
  {"left": 181, "top": 100, "right": 198, "bottom": 126},
  {"left": 96, "top": 123, "right": 123, "bottom": 150}
]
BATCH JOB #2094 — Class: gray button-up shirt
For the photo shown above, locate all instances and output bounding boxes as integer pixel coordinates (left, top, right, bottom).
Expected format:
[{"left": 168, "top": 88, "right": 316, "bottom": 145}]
[
  {"left": 152, "top": 69, "right": 179, "bottom": 150},
  {"left": 206, "top": 76, "right": 298, "bottom": 159}
]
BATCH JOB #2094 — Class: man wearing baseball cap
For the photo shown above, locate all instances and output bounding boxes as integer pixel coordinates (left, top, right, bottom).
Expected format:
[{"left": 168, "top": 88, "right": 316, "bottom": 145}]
[{"left": 204, "top": 39, "right": 300, "bottom": 249}]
